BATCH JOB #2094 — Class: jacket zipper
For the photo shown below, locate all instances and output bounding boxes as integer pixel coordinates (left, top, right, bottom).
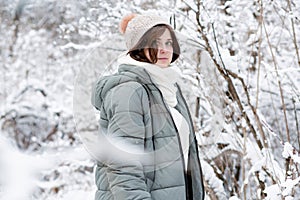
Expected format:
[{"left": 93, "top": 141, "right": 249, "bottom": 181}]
[
  {"left": 177, "top": 84, "right": 205, "bottom": 200},
  {"left": 151, "top": 83, "right": 189, "bottom": 200}
]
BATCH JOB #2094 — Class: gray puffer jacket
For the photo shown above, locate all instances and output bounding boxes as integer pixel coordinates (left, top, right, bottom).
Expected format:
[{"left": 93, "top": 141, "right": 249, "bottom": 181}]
[{"left": 91, "top": 64, "right": 204, "bottom": 200}]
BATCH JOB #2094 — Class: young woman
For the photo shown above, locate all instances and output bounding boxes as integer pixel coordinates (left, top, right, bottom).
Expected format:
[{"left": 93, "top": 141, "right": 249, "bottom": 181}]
[{"left": 91, "top": 13, "right": 205, "bottom": 200}]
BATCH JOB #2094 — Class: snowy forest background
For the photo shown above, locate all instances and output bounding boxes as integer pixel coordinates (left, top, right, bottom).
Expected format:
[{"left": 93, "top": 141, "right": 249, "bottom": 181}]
[{"left": 0, "top": 0, "right": 300, "bottom": 199}]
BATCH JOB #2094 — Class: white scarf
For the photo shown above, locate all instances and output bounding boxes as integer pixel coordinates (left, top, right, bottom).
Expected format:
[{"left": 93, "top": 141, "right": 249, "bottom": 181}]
[{"left": 118, "top": 54, "right": 181, "bottom": 107}]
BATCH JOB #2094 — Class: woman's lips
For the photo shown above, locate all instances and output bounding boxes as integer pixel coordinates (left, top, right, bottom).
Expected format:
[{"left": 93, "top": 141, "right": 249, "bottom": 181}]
[{"left": 158, "top": 58, "right": 168, "bottom": 60}]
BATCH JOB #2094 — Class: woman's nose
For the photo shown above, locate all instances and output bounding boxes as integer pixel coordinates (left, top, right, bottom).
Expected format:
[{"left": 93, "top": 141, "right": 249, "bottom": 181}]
[
  {"left": 159, "top": 47, "right": 166, "bottom": 53},
  {"left": 158, "top": 44, "right": 168, "bottom": 53}
]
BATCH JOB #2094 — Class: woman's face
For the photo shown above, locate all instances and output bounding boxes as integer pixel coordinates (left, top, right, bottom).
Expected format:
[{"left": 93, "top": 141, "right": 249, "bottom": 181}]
[{"left": 145, "top": 29, "right": 173, "bottom": 68}]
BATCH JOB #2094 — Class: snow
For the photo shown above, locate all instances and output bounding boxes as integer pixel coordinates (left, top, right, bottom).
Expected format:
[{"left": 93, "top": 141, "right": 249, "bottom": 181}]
[
  {"left": 228, "top": 196, "right": 240, "bottom": 200},
  {"left": 0, "top": 134, "right": 94, "bottom": 200},
  {"left": 201, "top": 160, "right": 227, "bottom": 199},
  {"left": 47, "top": 190, "right": 95, "bottom": 200},
  {"left": 0, "top": 135, "right": 41, "bottom": 200},
  {"left": 281, "top": 177, "right": 300, "bottom": 197},
  {"left": 282, "top": 142, "right": 300, "bottom": 164},
  {"left": 264, "top": 184, "right": 282, "bottom": 200}
]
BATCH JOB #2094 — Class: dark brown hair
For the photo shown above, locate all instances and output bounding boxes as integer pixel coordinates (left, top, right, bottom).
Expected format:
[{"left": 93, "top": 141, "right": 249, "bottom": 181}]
[{"left": 128, "top": 24, "right": 180, "bottom": 64}]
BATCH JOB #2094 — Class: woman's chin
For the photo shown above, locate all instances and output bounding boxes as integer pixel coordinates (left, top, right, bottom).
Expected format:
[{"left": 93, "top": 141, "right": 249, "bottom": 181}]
[{"left": 156, "top": 61, "right": 170, "bottom": 68}]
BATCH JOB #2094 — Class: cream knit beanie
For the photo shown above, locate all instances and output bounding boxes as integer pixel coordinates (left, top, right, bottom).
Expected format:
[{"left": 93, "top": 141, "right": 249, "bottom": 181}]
[{"left": 119, "top": 13, "right": 170, "bottom": 50}]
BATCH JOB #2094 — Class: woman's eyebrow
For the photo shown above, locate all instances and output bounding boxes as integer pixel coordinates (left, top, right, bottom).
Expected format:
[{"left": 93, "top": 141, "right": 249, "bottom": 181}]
[{"left": 156, "top": 38, "right": 173, "bottom": 41}]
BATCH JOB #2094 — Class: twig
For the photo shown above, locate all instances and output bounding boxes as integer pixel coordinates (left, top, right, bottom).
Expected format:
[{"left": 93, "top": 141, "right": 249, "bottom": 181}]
[
  {"left": 255, "top": 171, "right": 266, "bottom": 199},
  {"left": 226, "top": 69, "right": 268, "bottom": 149},
  {"left": 287, "top": 0, "right": 300, "bottom": 67},
  {"left": 195, "top": 50, "right": 201, "bottom": 118},
  {"left": 194, "top": 0, "right": 265, "bottom": 150},
  {"left": 292, "top": 98, "right": 300, "bottom": 150},
  {"left": 262, "top": 19, "right": 290, "bottom": 142},
  {"left": 265, "top": 73, "right": 284, "bottom": 140},
  {"left": 211, "top": 22, "right": 228, "bottom": 75},
  {"left": 203, "top": 179, "right": 218, "bottom": 200},
  {"left": 242, "top": 127, "right": 247, "bottom": 200},
  {"left": 255, "top": 0, "right": 263, "bottom": 110}
]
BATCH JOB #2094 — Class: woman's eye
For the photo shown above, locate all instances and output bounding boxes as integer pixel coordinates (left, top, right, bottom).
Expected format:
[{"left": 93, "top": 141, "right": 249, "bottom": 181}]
[
  {"left": 151, "top": 40, "right": 173, "bottom": 48},
  {"left": 166, "top": 41, "right": 173, "bottom": 46}
]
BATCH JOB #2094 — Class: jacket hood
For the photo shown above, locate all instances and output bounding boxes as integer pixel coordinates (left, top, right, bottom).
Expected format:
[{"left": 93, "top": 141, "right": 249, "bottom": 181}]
[{"left": 91, "top": 64, "right": 153, "bottom": 110}]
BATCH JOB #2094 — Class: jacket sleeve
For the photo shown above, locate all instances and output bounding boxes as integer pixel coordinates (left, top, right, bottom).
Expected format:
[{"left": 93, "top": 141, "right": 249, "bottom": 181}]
[{"left": 100, "top": 81, "right": 152, "bottom": 200}]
